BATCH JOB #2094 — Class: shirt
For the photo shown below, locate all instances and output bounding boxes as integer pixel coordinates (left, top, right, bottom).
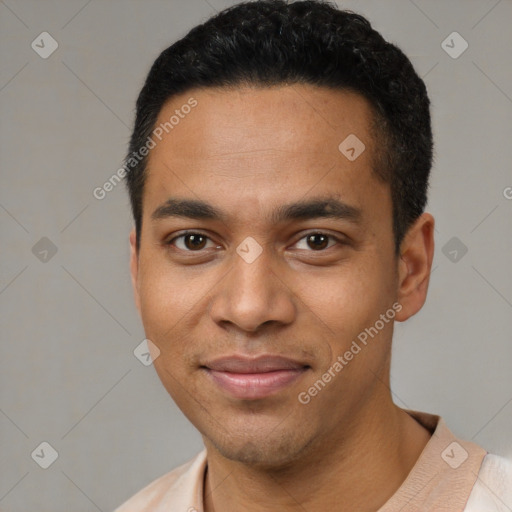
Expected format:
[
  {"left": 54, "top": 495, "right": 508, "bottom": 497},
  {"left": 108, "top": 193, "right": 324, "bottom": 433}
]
[{"left": 114, "top": 410, "right": 512, "bottom": 511}]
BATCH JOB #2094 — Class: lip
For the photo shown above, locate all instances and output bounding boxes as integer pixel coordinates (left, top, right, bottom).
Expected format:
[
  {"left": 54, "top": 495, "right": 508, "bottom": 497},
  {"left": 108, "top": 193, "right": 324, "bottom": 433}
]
[{"left": 203, "top": 355, "right": 309, "bottom": 400}]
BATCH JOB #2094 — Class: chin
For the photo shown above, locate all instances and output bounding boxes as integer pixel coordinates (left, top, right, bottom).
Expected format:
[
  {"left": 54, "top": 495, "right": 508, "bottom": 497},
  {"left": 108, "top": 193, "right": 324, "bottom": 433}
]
[{"left": 205, "top": 421, "right": 316, "bottom": 471}]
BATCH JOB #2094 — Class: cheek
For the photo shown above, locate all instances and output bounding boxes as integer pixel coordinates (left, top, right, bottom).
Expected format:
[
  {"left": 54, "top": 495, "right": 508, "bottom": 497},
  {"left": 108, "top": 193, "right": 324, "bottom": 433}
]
[
  {"left": 137, "top": 254, "right": 197, "bottom": 331},
  {"left": 137, "top": 260, "right": 189, "bottom": 357},
  {"left": 136, "top": 255, "right": 217, "bottom": 374},
  {"left": 139, "top": 283, "right": 177, "bottom": 340},
  {"left": 138, "top": 267, "right": 201, "bottom": 403},
  {"left": 300, "top": 261, "right": 391, "bottom": 340},
  {"left": 296, "top": 264, "right": 396, "bottom": 411}
]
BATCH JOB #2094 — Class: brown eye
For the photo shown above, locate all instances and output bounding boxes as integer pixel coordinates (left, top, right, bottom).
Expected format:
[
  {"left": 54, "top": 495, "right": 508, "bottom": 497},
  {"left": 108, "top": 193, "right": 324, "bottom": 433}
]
[
  {"left": 169, "top": 232, "right": 216, "bottom": 251},
  {"left": 306, "top": 233, "right": 330, "bottom": 250},
  {"left": 183, "top": 234, "right": 207, "bottom": 250}
]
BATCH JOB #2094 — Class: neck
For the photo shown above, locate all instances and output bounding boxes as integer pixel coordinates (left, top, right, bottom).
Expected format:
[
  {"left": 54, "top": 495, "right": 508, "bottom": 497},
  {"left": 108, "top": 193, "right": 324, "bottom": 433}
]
[{"left": 203, "top": 398, "right": 431, "bottom": 512}]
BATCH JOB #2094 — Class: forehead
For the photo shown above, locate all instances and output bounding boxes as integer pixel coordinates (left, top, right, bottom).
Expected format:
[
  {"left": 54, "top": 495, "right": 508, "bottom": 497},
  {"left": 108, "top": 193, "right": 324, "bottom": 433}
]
[
  {"left": 143, "top": 85, "right": 388, "bottom": 224},
  {"left": 152, "top": 85, "right": 375, "bottom": 161}
]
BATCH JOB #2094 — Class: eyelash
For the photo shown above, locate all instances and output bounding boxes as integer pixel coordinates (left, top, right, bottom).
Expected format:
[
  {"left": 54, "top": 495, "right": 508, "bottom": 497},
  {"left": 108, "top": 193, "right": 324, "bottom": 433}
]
[{"left": 165, "top": 230, "right": 344, "bottom": 253}]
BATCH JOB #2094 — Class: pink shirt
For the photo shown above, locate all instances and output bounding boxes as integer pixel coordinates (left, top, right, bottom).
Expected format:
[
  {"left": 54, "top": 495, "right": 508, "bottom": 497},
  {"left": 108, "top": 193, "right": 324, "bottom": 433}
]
[{"left": 115, "top": 410, "right": 512, "bottom": 511}]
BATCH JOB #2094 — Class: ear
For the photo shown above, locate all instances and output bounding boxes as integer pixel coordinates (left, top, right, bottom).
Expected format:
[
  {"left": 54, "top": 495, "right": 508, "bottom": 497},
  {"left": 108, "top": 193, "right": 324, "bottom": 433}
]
[
  {"left": 395, "top": 212, "right": 435, "bottom": 322},
  {"left": 129, "top": 229, "right": 141, "bottom": 314}
]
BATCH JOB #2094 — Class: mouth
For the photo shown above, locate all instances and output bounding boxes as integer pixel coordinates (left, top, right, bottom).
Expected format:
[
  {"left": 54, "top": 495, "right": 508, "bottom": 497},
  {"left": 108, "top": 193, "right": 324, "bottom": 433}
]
[{"left": 202, "top": 355, "right": 310, "bottom": 400}]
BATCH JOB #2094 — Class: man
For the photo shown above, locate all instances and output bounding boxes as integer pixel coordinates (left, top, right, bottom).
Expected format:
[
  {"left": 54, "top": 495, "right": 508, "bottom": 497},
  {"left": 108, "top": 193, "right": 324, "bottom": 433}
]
[{"left": 116, "top": 1, "right": 511, "bottom": 510}]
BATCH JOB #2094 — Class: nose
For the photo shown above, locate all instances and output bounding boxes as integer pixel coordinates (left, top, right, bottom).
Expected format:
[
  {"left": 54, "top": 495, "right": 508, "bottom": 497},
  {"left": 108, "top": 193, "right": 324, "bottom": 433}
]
[{"left": 208, "top": 243, "right": 296, "bottom": 333}]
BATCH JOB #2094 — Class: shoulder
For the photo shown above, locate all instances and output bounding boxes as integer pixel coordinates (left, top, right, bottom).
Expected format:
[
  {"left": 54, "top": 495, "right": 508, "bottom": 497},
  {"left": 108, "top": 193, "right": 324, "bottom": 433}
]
[
  {"left": 114, "top": 450, "right": 207, "bottom": 512},
  {"left": 464, "top": 453, "right": 512, "bottom": 511}
]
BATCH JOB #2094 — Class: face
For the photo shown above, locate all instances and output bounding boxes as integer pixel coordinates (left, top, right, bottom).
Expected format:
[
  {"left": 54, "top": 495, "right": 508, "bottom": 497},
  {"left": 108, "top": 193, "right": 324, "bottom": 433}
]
[{"left": 130, "top": 85, "right": 429, "bottom": 469}]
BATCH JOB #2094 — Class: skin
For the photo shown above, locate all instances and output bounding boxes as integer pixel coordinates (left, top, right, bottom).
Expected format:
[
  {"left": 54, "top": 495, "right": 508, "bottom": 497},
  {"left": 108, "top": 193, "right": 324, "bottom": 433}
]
[{"left": 130, "top": 84, "right": 435, "bottom": 511}]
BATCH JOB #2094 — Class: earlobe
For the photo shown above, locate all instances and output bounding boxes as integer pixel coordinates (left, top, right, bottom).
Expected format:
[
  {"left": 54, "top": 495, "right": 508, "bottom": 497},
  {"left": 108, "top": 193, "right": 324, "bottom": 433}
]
[
  {"left": 395, "top": 213, "right": 435, "bottom": 322},
  {"left": 129, "top": 229, "right": 141, "bottom": 313}
]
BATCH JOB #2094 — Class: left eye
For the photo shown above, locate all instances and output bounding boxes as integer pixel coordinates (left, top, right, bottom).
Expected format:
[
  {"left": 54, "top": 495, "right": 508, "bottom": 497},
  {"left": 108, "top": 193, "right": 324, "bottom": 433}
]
[
  {"left": 294, "top": 233, "right": 338, "bottom": 251},
  {"left": 171, "top": 233, "right": 217, "bottom": 251}
]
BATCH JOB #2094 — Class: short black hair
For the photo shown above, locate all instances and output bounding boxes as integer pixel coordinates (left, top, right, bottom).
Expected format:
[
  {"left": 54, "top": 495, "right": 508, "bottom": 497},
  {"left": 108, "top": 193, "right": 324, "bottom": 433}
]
[{"left": 125, "top": 0, "right": 432, "bottom": 253}]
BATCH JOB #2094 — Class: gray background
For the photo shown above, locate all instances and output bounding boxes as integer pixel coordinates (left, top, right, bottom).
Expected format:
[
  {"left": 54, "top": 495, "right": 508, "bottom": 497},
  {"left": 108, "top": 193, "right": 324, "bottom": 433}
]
[{"left": 0, "top": 0, "right": 511, "bottom": 510}]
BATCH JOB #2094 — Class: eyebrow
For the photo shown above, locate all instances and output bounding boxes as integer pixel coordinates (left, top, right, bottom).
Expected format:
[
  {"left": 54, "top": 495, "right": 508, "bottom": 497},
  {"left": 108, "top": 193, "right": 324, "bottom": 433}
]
[
  {"left": 152, "top": 198, "right": 223, "bottom": 221},
  {"left": 151, "top": 197, "right": 362, "bottom": 225}
]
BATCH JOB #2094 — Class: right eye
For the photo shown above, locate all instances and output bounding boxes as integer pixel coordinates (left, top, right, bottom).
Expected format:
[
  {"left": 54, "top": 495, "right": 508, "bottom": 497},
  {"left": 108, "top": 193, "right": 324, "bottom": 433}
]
[{"left": 167, "top": 232, "right": 217, "bottom": 252}]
